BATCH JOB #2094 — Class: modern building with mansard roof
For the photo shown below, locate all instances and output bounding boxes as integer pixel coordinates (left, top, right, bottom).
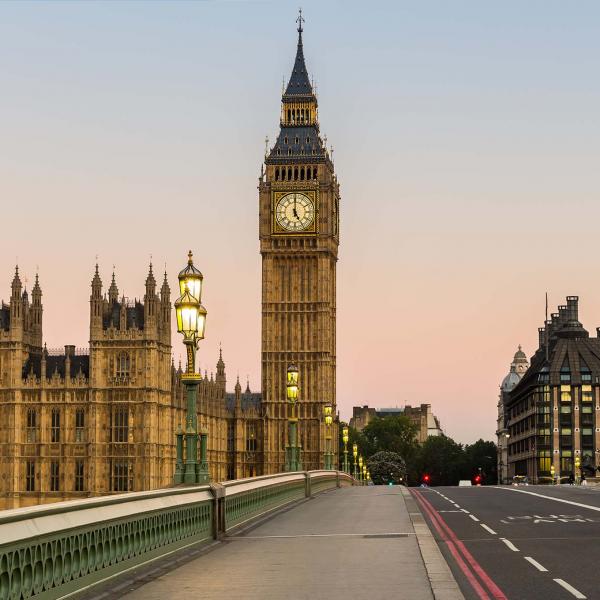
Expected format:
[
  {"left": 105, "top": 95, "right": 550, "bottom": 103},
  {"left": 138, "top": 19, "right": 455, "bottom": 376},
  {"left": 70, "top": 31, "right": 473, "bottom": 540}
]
[{"left": 504, "top": 296, "right": 600, "bottom": 483}]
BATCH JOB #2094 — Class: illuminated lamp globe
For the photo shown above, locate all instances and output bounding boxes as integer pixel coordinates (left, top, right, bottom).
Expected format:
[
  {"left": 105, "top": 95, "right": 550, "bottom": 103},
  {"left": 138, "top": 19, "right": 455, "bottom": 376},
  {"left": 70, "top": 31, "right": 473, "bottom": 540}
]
[{"left": 178, "top": 250, "right": 204, "bottom": 302}]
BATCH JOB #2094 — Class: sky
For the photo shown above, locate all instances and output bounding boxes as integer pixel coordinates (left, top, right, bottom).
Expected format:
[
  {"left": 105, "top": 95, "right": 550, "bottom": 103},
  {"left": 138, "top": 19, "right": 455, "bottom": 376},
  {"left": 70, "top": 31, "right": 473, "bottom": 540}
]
[{"left": 1, "top": 1, "right": 599, "bottom": 443}]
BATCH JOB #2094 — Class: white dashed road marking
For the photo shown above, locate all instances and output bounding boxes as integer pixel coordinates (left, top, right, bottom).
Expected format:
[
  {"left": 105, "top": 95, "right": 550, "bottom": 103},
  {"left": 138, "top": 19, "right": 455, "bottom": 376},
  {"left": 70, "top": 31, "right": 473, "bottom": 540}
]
[
  {"left": 500, "top": 538, "right": 519, "bottom": 552},
  {"left": 524, "top": 556, "right": 548, "bottom": 572},
  {"left": 554, "top": 578, "right": 587, "bottom": 599},
  {"left": 468, "top": 514, "right": 480, "bottom": 522},
  {"left": 480, "top": 524, "right": 497, "bottom": 535}
]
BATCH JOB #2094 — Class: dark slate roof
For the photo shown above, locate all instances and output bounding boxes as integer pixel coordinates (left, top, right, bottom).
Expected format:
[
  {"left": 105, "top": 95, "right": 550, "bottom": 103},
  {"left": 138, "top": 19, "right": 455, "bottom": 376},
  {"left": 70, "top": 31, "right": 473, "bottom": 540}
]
[
  {"left": 23, "top": 354, "right": 90, "bottom": 379},
  {"left": 225, "top": 392, "right": 262, "bottom": 412},
  {"left": 284, "top": 31, "right": 313, "bottom": 98},
  {"left": 0, "top": 303, "right": 9, "bottom": 331},
  {"left": 103, "top": 300, "right": 145, "bottom": 330},
  {"left": 269, "top": 126, "right": 326, "bottom": 163}
]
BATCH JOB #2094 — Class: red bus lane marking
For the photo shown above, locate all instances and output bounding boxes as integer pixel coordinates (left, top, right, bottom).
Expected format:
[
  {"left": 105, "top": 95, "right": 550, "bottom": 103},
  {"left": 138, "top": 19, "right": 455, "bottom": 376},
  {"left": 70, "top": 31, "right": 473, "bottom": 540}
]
[
  {"left": 413, "top": 490, "right": 508, "bottom": 600},
  {"left": 412, "top": 491, "right": 491, "bottom": 600}
]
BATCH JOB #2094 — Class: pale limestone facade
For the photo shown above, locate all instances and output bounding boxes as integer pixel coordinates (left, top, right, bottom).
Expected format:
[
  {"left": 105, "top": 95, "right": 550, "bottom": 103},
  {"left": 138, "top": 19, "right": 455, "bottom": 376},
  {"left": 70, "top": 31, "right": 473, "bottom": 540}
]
[
  {"left": 0, "top": 266, "right": 263, "bottom": 509},
  {"left": 349, "top": 404, "right": 443, "bottom": 444}
]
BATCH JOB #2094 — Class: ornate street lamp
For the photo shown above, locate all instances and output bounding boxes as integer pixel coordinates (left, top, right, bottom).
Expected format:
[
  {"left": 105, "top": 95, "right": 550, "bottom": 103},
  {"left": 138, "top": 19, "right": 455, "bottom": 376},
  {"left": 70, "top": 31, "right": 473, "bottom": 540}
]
[
  {"left": 323, "top": 404, "right": 333, "bottom": 470},
  {"left": 284, "top": 365, "right": 302, "bottom": 471},
  {"left": 550, "top": 464, "right": 556, "bottom": 485},
  {"left": 358, "top": 455, "right": 364, "bottom": 483},
  {"left": 342, "top": 426, "right": 349, "bottom": 473},
  {"left": 575, "top": 456, "right": 581, "bottom": 484},
  {"left": 352, "top": 443, "right": 358, "bottom": 480},
  {"left": 362, "top": 464, "right": 367, "bottom": 484},
  {"left": 173, "top": 251, "right": 209, "bottom": 485}
]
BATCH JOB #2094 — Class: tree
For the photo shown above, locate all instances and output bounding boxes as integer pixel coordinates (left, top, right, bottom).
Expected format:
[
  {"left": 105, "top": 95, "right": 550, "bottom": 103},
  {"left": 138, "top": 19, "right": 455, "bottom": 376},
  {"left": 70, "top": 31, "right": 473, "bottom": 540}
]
[
  {"left": 464, "top": 439, "right": 498, "bottom": 485},
  {"left": 411, "top": 435, "right": 467, "bottom": 486},
  {"left": 367, "top": 451, "right": 407, "bottom": 485},
  {"left": 361, "top": 415, "right": 419, "bottom": 462}
]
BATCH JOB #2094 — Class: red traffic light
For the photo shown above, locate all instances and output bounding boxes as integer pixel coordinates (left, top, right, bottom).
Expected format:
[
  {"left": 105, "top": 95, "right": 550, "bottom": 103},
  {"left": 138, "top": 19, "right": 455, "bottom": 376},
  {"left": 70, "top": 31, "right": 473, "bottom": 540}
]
[
  {"left": 474, "top": 475, "right": 481, "bottom": 484},
  {"left": 423, "top": 474, "right": 430, "bottom": 483}
]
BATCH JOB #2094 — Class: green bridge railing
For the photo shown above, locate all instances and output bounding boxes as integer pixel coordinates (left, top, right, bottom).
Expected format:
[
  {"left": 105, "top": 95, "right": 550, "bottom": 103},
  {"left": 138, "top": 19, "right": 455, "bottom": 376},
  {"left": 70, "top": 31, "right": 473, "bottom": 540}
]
[{"left": 0, "top": 470, "right": 353, "bottom": 600}]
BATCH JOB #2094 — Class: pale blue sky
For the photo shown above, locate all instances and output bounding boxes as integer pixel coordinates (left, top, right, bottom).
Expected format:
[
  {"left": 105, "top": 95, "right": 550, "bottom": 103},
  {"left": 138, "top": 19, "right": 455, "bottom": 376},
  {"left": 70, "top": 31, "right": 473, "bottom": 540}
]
[{"left": 1, "top": 1, "right": 599, "bottom": 442}]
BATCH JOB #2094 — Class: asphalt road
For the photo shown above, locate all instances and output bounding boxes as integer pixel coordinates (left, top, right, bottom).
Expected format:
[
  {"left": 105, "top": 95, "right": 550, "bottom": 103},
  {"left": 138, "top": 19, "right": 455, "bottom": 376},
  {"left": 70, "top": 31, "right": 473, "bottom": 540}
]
[{"left": 412, "top": 484, "right": 600, "bottom": 600}]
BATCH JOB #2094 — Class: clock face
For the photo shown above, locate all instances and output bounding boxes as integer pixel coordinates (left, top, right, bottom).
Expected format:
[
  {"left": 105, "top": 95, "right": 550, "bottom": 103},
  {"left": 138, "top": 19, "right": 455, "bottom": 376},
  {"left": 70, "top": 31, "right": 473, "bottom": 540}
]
[{"left": 275, "top": 192, "right": 315, "bottom": 232}]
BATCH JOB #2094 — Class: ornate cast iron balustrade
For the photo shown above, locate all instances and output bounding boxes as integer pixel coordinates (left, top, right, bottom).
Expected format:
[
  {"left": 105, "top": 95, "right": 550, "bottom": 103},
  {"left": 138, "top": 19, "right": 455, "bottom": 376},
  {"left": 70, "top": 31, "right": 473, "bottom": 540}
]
[{"left": 0, "top": 471, "right": 354, "bottom": 600}]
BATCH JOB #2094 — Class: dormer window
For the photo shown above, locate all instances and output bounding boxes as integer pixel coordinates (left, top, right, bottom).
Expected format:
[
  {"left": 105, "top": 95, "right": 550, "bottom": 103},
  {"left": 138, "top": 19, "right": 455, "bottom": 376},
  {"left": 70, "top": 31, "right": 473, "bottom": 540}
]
[{"left": 277, "top": 148, "right": 281, "bottom": 156}]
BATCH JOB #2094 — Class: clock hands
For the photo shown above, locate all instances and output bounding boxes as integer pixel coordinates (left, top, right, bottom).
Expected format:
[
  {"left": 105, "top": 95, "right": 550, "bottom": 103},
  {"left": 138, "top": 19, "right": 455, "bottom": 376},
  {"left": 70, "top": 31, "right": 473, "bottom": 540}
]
[{"left": 293, "top": 195, "right": 299, "bottom": 220}]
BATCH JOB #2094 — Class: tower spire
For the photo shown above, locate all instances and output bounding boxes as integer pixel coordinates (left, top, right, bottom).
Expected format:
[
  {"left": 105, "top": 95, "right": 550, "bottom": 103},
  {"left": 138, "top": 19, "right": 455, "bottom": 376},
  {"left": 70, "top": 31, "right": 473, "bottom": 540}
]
[
  {"left": 284, "top": 10, "right": 312, "bottom": 97},
  {"left": 296, "top": 7, "right": 304, "bottom": 35}
]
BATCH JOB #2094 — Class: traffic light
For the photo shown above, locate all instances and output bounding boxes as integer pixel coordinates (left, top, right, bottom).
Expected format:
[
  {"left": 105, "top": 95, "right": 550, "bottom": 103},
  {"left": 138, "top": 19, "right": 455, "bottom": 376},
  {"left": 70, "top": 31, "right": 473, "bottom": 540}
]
[
  {"left": 422, "top": 474, "right": 430, "bottom": 485},
  {"left": 473, "top": 474, "right": 482, "bottom": 485}
]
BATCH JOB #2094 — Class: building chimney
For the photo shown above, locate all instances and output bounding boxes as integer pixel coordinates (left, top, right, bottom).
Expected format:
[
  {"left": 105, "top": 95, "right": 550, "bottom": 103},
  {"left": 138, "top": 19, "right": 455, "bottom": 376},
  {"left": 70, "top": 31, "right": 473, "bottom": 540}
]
[
  {"left": 566, "top": 296, "right": 579, "bottom": 322},
  {"left": 558, "top": 306, "right": 567, "bottom": 323},
  {"left": 538, "top": 327, "right": 545, "bottom": 348}
]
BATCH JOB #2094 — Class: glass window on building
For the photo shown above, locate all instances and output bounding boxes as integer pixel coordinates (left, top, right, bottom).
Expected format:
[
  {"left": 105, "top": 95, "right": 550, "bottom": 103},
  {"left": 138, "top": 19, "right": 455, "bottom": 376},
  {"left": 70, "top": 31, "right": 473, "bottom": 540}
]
[
  {"left": 581, "top": 365, "right": 592, "bottom": 383},
  {"left": 538, "top": 451, "right": 551, "bottom": 473},
  {"left": 560, "top": 385, "right": 571, "bottom": 402},
  {"left": 50, "top": 461, "right": 60, "bottom": 491},
  {"left": 112, "top": 461, "right": 130, "bottom": 492},
  {"left": 50, "top": 409, "right": 60, "bottom": 443},
  {"left": 227, "top": 421, "right": 235, "bottom": 452},
  {"left": 75, "top": 409, "right": 85, "bottom": 442},
  {"left": 581, "top": 384, "right": 593, "bottom": 402},
  {"left": 561, "top": 450, "right": 573, "bottom": 474},
  {"left": 26, "top": 408, "right": 38, "bottom": 443},
  {"left": 75, "top": 460, "right": 85, "bottom": 492},
  {"left": 246, "top": 422, "right": 257, "bottom": 452},
  {"left": 112, "top": 407, "right": 129, "bottom": 443},
  {"left": 116, "top": 352, "right": 130, "bottom": 378},
  {"left": 26, "top": 461, "right": 35, "bottom": 492}
]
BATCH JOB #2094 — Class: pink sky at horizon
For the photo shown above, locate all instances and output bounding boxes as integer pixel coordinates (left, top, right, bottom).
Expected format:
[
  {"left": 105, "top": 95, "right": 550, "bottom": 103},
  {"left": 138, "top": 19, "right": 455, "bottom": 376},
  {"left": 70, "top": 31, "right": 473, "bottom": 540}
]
[{"left": 1, "top": 1, "right": 599, "bottom": 444}]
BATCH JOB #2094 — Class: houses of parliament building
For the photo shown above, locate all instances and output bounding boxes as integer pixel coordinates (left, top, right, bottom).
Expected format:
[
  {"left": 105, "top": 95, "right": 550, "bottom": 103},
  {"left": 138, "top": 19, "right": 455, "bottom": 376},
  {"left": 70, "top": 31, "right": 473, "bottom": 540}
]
[{"left": 0, "top": 15, "right": 339, "bottom": 509}]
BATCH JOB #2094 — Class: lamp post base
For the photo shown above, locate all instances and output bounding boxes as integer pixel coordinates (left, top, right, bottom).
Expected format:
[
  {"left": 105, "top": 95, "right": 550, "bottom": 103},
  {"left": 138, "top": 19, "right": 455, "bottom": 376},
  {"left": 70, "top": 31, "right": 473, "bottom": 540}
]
[{"left": 284, "top": 445, "right": 302, "bottom": 472}]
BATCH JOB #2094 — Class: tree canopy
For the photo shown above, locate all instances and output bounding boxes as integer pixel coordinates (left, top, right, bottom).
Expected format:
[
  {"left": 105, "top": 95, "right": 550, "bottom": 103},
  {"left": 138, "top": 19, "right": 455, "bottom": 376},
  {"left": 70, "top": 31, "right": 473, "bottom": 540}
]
[
  {"left": 361, "top": 415, "right": 419, "bottom": 460},
  {"left": 340, "top": 417, "right": 497, "bottom": 486},
  {"left": 366, "top": 451, "right": 407, "bottom": 485}
]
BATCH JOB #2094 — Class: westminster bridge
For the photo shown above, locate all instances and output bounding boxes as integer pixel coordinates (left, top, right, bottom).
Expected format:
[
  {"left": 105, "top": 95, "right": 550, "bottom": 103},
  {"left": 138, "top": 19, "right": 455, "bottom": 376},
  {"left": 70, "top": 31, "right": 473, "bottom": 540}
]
[
  {"left": 5, "top": 474, "right": 600, "bottom": 600},
  {"left": 0, "top": 471, "right": 456, "bottom": 600}
]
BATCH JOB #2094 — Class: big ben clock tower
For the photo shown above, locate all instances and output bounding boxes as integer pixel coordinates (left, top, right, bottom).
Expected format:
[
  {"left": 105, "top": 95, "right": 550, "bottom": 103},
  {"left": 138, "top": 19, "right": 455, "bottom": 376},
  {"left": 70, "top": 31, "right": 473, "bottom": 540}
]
[{"left": 259, "top": 12, "right": 339, "bottom": 473}]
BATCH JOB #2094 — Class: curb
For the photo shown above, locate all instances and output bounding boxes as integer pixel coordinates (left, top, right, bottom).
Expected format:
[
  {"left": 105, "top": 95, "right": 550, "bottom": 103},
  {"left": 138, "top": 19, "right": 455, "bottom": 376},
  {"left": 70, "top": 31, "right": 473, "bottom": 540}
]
[{"left": 400, "top": 487, "right": 465, "bottom": 600}]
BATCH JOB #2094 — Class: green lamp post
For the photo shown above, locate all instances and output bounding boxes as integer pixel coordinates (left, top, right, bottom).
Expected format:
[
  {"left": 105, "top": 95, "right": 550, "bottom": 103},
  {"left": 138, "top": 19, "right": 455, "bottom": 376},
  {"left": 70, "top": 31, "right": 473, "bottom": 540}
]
[
  {"left": 352, "top": 443, "right": 358, "bottom": 479},
  {"left": 173, "top": 251, "right": 209, "bottom": 485},
  {"left": 342, "top": 426, "right": 349, "bottom": 473},
  {"left": 323, "top": 404, "right": 333, "bottom": 470},
  {"left": 284, "top": 364, "right": 302, "bottom": 471},
  {"left": 358, "top": 455, "right": 364, "bottom": 483}
]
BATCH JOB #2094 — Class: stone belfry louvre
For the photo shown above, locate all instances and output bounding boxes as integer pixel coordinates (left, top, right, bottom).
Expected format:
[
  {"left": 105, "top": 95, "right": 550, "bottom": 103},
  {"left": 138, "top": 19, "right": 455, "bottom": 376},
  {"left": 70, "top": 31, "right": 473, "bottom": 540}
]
[{"left": 259, "top": 13, "right": 339, "bottom": 473}]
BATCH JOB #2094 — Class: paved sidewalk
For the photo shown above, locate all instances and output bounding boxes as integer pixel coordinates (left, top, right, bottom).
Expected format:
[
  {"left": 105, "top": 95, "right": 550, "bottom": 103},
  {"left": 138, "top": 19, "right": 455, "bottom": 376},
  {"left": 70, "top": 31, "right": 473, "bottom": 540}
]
[{"left": 118, "top": 486, "right": 456, "bottom": 600}]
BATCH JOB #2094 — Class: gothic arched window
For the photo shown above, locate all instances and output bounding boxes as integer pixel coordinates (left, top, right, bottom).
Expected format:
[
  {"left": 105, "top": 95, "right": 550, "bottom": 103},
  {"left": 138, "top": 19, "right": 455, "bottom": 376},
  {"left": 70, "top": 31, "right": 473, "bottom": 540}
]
[{"left": 116, "top": 352, "right": 130, "bottom": 378}]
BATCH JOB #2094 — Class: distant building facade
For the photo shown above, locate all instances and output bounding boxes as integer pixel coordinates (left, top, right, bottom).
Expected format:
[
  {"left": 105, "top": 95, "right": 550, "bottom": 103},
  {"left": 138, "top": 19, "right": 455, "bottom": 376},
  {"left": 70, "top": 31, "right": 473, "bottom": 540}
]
[
  {"left": 350, "top": 404, "right": 443, "bottom": 443},
  {"left": 504, "top": 296, "right": 600, "bottom": 483},
  {"left": 0, "top": 266, "right": 263, "bottom": 510},
  {"left": 496, "top": 347, "right": 529, "bottom": 484}
]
